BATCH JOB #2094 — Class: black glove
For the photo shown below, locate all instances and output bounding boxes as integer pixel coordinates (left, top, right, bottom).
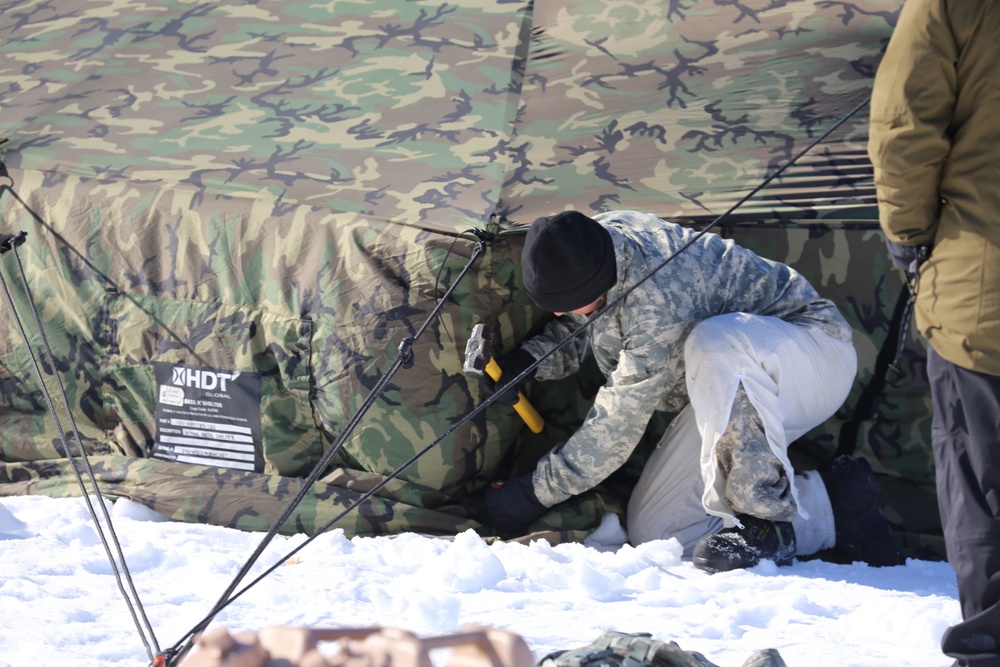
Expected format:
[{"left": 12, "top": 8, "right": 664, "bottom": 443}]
[
  {"left": 481, "top": 473, "right": 549, "bottom": 538},
  {"left": 478, "top": 348, "right": 537, "bottom": 406},
  {"left": 885, "top": 239, "right": 929, "bottom": 280}
]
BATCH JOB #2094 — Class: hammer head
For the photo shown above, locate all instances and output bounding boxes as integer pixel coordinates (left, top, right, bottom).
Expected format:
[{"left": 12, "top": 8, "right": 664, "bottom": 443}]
[{"left": 463, "top": 323, "right": 491, "bottom": 376}]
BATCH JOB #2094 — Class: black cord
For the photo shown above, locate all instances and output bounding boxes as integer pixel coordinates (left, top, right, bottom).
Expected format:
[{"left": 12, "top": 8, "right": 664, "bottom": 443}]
[
  {"left": 0, "top": 233, "right": 161, "bottom": 661},
  {"left": 837, "top": 281, "right": 910, "bottom": 458}
]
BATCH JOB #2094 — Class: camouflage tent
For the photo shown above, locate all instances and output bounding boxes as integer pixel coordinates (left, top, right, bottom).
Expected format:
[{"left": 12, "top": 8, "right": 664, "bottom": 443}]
[{"left": 0, "top": 0, "right": 941, "bottom": 559}]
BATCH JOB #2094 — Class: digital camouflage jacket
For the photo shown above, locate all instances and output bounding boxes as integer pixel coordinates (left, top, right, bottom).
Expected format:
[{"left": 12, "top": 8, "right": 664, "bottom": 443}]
[{"left": 519, "top": 210, "right": 853, "bottom": 507}]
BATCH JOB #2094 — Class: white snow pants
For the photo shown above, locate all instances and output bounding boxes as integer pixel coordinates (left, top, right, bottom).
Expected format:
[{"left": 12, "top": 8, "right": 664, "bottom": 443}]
[{"left": 627, "top": 313, "right": 857, "bottom": 556}]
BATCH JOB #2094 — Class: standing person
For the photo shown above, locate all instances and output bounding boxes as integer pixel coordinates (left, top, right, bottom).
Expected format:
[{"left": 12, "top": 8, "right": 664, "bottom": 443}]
[
  {"left": 476, "top": 209, "right": 900, "bottom": 574},
  {"left": 868, "top": 0, "right": 1000, "bottom": 664}
]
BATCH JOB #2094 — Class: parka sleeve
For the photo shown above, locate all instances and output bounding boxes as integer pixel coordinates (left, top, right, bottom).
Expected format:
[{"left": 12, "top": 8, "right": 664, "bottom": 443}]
[{"left": 867, "top": 0, "right": 957, "bottom": 246}]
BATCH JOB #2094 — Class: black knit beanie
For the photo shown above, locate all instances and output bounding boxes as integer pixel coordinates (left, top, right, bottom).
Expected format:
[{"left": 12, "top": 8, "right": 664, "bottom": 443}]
[{"left": 522, "top": 211, "right": 617, "bottom": 312}]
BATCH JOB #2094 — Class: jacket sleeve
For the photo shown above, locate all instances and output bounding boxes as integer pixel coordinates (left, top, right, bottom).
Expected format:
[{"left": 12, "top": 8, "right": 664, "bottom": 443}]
[
  {"left": 529, "top": 321, "right": 684, "bottom": 507},
  {"left": 867, "top": 0, "right": 956, "bottom": 246},
  {"left": 519, "top": 314, "right": 591, "bottom": 381}
]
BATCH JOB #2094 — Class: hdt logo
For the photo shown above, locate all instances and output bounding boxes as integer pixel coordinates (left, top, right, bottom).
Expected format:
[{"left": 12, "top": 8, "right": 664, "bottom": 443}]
[{"left": 172, "top": 367, "right": 240, "bottom": 391}]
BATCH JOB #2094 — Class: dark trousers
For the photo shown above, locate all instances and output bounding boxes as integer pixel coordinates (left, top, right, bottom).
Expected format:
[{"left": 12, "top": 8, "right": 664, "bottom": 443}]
[{"left": 927, "top": 346, "right": 1000, "bottom": 667}]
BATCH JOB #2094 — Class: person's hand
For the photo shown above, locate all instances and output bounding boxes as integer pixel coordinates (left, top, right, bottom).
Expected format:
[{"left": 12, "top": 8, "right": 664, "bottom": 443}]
[
  {"left": 478, "top": 348, "right": 537, "bottom": 406},
  {"left": 885, "top": 239, "right": 929, "bottom": 280},
  {"left": 479, "top": 473, "right": 548, "bottom": 538}
]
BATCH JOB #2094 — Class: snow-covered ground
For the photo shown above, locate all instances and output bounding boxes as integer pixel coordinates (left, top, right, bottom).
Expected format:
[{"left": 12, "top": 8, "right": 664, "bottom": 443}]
[{"left": 0, "top": 495, "right": 958, "bottom": 667}]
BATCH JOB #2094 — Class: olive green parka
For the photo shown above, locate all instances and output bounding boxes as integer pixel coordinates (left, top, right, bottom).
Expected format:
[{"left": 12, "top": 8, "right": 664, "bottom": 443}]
[{"left": 868, "top": 0, "right": 1000, "bottom": 375}]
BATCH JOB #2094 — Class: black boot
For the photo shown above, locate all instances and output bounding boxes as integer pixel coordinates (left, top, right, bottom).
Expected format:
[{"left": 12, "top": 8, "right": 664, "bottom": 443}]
[
  {"left": 819, "top": 455, "right": 902, "bottom": 567},
  {"left": 692, "top": 514, "right": 796, "bottom": 574}
]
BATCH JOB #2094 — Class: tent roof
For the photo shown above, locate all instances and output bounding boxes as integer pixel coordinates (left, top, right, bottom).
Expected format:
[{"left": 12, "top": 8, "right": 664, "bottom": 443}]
[{"left": 0, "top": 0, "right": 898, "bottom": 233}]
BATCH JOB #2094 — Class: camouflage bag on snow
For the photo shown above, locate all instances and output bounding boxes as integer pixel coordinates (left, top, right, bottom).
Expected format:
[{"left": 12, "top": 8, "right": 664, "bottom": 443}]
[{"left": 537, "top": 631, "right": 786, "bottom": 667}]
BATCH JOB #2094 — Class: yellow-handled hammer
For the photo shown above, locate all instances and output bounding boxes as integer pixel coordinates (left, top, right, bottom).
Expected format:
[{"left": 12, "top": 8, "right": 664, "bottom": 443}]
[{"left": 463, "top": 323, "right": 544, "bottom": 434}]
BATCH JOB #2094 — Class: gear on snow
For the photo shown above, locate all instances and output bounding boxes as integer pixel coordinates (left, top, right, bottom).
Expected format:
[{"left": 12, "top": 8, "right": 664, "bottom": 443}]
[{"left": 538, "top": 631, "right": 786, "bottom": 667}]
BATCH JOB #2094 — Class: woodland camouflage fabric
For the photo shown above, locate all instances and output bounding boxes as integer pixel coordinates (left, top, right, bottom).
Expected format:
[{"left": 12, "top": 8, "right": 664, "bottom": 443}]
[
  {"left": 0, "top": 0, "right": 941, "bottom": 557},
  {"left": 499, "top": 0, "right": 894, "bottom": 225}
]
